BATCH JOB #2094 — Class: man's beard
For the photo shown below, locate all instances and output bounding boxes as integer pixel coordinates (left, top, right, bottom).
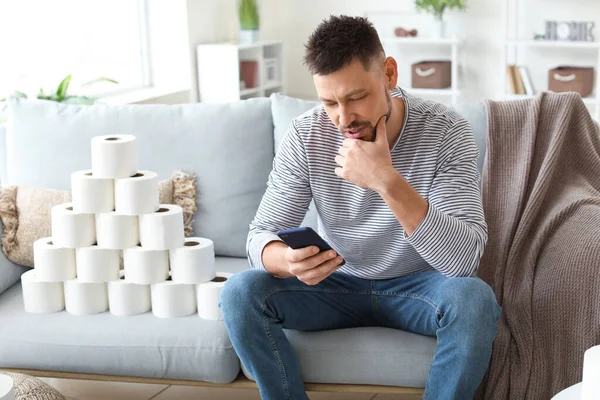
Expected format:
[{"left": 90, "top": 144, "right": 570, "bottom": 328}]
[{"left": 339, "top": 89, "right": 393, "bottom": 142}]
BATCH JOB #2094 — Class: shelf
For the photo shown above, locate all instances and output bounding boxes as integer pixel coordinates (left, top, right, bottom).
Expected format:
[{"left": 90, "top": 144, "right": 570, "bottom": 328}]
[
  {"left": 381, "top": 37, "right": 460, "bottom": 45},
  {"left": 263, "top": 82, "right": 283, "bottom": 91},
  {"left": 506, "top": 40, "right": 600, "bottom": 49},
  {"left": 504, "top": 93, "right": 600, "bottom": 105},
  {"left": 240, "top": 87, "right": 261, "bottom": 96},
  {"left": 405, "top": 88, "right": 460, "bottom": 96}
]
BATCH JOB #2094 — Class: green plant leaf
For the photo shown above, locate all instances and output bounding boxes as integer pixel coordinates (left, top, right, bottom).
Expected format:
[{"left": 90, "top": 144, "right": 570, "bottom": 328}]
[
  {"left": 62, "top": 96, "right": 96, "bottom": 105},
  {"left": 56, "top": 74, "right": 72, "bottom": 101},
  {"left": 239, "top": 0, "right": 259, "bottom": 30},
  {"left": 415, "top": 0, "right": 466, "bottom": 17},
  {"left": 83, "top": 77, "right": 119, "bottom": 86},
  {"left": 13, "top": 91, "right": 27, "bottom": 98}
]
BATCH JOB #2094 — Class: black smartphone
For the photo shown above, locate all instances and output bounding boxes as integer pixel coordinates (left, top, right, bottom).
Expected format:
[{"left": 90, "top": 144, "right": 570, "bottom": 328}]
[{"left": 276, "top": 227, "right": 345, "bottom": 265}]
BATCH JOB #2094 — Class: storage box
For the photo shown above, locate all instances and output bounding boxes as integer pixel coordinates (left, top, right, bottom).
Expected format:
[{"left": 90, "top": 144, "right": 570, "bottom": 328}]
[
  {"left": 548, "top": 66, "right": 595, "bottom": 97},
  {"left": 411, "top": 61, "right": 451, "bottom": 89}
]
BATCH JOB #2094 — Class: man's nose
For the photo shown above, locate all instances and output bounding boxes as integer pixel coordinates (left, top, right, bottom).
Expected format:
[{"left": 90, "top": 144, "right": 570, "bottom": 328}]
[{"left": 338, "top": 105, "right": 354, "bottom": 128}]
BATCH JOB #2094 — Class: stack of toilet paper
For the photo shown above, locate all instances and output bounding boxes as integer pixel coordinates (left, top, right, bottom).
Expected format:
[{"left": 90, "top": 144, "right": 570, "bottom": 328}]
[{"left": 21, "top": 134, "right": 231, "bottom": 320}]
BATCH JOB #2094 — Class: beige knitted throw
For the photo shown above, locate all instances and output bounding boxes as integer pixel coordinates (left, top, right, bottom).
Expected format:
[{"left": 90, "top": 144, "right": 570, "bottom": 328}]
[{"left": 476, "top": 91, "right": 600, "bottom": 399}]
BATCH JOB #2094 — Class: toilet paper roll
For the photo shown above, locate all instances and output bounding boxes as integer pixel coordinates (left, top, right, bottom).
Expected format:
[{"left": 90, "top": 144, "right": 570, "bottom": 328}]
[
  {"left": 71, "top": 170, "right": 115, "bottom": 213},
  {"left": 0, "top": 373, "right": 14, "bottom": 400},
  {"left": 21, "top": 269, "right": 65, "bottom": 314},
  {"left": 91, "top": 134, "right": 137, "bottom": 179},
  {"left": 76, "top": 245, "right": 120, "bottom": 283},
  {"left": 51, "top": 203, "right": 96, "bottom": 248},
  {"left": 151, "top": 278, "right": 196, "bottom": 318},
  {"left": 123, "top": 245, "right": 170, "bottom": 284},
  {"left": 33, "top": 237, "right": 76, "bottom": 282},
  {"left": 108, "top": 272, "right": 151, "bottom": 316},
  {"left": 64, "top": 279, "right": 108, "bottom": 315},
  {"left": 96, "top": 212, "right": 140, "bottom": 249},
  {"left": 115, "top": 170, "right": 160, "bottom": 215},
  {"left": 170, "top": 237, "right": 216, "bottom": 283},
  {"left": 583, "top": 345, "right": 600, "bottom": 400},
  {"left": 139, "top": 204, "right": 185, "bottom": 250},
  {"left": 196, "top": 272, "right": 233, "bottom": 321}
]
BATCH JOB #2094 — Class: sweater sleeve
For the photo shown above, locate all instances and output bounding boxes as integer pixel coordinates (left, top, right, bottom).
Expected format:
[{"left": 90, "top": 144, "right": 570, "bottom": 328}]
[
  {"left": 246, "top": 121, "right": 313, "bottom": 271},
  {"left": 405, "top": 118, "right": 488, "bottom": 277}
]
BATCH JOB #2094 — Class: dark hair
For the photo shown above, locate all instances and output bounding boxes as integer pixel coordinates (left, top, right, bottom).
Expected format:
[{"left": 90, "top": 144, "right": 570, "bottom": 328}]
[{"left": 303, "top": 15, "right": 385, "bottom": 75}]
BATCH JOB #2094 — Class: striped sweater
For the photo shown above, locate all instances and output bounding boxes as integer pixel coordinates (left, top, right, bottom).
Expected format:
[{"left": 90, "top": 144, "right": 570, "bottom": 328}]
[{"left": 247, "top": 87, "right": 487, "bottom": 279}]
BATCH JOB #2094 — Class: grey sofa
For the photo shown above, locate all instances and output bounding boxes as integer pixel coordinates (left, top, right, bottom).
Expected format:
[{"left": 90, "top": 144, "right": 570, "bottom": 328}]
[{"left": 0, "top": 92, "right": 487, "bottom": 390}]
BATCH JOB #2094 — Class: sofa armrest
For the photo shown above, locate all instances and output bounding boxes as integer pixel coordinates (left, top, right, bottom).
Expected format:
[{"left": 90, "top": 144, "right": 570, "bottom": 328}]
[{"left": 0, "top": 220, "right": 28, "bottom": 296}]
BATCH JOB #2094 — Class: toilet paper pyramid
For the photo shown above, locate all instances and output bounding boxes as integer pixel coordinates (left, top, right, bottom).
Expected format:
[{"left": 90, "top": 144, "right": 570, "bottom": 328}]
[{"left": 23, "top": 134, "right": 231, "bottom": 319}]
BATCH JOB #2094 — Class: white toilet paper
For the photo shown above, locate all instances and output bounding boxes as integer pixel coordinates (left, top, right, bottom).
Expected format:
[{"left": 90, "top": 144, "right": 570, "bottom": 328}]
[
  {"left": 115, "top": 170, "right": 160, "bottom": 215},
  {"left": 151, "top": 278, "right": 196, "bottom": 318},
  {"left": 21, "top": 270, "right": 65, "bottom": 314},
  {"left": 64, "top": 279, "right": 108, "bottom": 315},
  {"left": 196, "top": 272, "right": 233, "bottom": 321},
  {"left": 139, "top": 204, "right": 185, "bottom": 250},
  {"left": 170, "top": 237, "right": 216, "bottom": 284},
  {"left": 91, "top": 134, "right": 137, "bottom": 179},
  {"left": 108, "top": 274, "right": 151, "bottom": 317},
  {"left": 96, "top": 212, "right": 140, "bottom": 249},
  {"left": 75, "top": 245, "right": 120, "bottom": 283},
  {"left": 33, "top": 237, "right": 76, "bottom": 282},
  {"left": 51, "top": 203, "right": 96, "bottom": 248},
  {"left": 583, "top": 345, "right": 600, "bottom": 400},
  {"left": 0, "top": 373, "right": 14, "bottom": 400},
  {"left": 71, "top": 170, "right": 115, "bottom": 213},
  {"left": 123, "top": 245, "right": 170, "bottom": 284}
]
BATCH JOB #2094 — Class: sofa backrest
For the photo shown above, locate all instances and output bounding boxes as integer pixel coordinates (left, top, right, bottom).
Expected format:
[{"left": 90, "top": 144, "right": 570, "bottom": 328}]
[
  {"left": 1, "top": 93, "right": 488, "bottom": 259},
  {"left": 3, "top": 97, "right": 275, "bottom": 258}
]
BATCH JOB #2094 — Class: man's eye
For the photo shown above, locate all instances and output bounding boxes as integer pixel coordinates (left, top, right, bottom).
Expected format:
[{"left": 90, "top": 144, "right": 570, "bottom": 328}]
[{"left": 351, "top": 96, "right": 366, "bottom": 102}]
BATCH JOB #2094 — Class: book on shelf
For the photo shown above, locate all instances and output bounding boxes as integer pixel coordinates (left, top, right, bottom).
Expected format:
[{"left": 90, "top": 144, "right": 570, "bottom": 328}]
[{"left": 506, "top": 65, "right": 536, "bottom": 96}]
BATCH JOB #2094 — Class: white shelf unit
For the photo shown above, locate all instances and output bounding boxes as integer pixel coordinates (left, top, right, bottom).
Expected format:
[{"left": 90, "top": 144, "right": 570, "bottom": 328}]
[
  {"left": 380, "top": 37, "right": 462, "bottom": 105},
  {"left": 197, "top": 40, "right": 284, "bottom": 103},
  {"left": 501, "top": 0, "right": 600, "bottom": 121}
]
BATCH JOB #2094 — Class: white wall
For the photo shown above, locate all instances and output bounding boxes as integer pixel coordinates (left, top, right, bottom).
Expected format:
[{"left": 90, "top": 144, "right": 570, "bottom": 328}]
[
  {"left": 187, "top": 0, "right": 239, "bottom": 102},
  {"left": 258, "top": 0, "right": 600, "bottom": 105}
]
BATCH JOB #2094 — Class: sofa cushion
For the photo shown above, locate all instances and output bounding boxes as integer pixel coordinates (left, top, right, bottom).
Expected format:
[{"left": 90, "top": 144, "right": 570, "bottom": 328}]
[
  {"left": 452, "top": 103, "right": 487, "bottom": 174},
  {"left": 270, "top": 93, "right": 319, "bottom": 153},
  {"left": 242, "top": 326, "right": 436, "bottom": 388},
  {"left": 5, "top": 98, "right": 275, "bottom": 258},
  {"left": 0, "top": 221, "right": 28, "bottom": 297},
  {"left": 0, "top": 256, "right": 247, "bottom": 383}
]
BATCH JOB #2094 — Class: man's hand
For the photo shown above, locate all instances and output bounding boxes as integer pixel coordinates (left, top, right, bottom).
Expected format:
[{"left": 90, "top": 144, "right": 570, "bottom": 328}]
[
  {"left": 284, "top": 246, "right": 343, "bottom": 285},
  {"left": 335, "top": 115, "right": 397, "bottom": 190}
]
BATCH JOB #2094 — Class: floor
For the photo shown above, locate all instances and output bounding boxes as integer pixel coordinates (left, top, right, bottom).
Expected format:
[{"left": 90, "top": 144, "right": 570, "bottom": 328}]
[{"left": 38, "top": 378, "right": 423, "bottom": 400}]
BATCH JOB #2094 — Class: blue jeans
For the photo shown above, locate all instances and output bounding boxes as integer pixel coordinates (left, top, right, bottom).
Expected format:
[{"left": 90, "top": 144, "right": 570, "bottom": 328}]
[{"left": 220, "top": 268, "right": 501, "bottom": 400}]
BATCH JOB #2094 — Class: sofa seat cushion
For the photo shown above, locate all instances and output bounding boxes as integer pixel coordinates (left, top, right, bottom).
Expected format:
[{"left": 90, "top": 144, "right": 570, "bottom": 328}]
[
  {"left": 0, "top": 256, "right": 250, "bottom": 383},
  {"left": 243, "top": 327, "right": 436, "bottom": 388}
]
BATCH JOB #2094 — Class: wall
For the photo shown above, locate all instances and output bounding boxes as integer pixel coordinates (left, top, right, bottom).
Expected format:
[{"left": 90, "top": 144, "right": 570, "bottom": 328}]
[
  {"left": 186, "top": 0, "right": 239, "bottom": 102},
  {"left": 258, "top": 0, "right": 600, "bottom": 104}
]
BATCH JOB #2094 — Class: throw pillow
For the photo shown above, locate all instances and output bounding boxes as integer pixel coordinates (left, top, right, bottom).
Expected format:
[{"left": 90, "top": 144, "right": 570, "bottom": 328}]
[{"left": 0, "top": 170, "right": 197, "bottom": 267}]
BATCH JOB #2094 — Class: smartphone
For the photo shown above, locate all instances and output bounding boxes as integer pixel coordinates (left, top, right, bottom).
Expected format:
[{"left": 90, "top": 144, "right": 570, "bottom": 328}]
[{"left": 276, "top": 227, "right": 345, "bottom": 265}]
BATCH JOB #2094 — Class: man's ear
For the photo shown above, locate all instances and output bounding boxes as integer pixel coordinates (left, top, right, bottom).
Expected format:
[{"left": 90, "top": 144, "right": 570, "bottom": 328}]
[{"left": 383, "top": 57, "right": 398, "bottom": 90}]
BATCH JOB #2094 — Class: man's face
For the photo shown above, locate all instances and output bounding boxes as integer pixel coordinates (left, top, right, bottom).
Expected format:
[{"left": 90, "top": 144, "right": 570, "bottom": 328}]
[{"left": 314, "top": 58, "right": 393, "bottom": 142}]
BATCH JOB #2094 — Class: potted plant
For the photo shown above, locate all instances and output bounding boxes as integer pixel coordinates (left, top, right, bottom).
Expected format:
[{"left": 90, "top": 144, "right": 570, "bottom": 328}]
[
  {"left": 415, "top": 0, "right": 467, "bottom": 39},
  {"left": 239, "top": 0, "right": 259, "bottom": 44},
  {"left": 0, "top": 74, "right": 117, "bottom": 124}
]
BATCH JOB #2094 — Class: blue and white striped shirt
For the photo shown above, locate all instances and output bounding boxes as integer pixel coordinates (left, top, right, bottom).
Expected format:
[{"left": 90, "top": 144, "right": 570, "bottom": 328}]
[{"left": 247, "top": 88, "right": 487, "bottom": 279}]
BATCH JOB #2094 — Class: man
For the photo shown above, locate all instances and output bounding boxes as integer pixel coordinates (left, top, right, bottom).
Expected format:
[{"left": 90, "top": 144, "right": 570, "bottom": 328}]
[{"left": 220, "top": 15, "right": 501, "bottom": 400}]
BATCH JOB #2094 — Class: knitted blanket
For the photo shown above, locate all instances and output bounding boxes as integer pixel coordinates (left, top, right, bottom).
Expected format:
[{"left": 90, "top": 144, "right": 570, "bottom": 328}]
[{"left": 476, "top": 92, "right": 600, "bottom": 399}]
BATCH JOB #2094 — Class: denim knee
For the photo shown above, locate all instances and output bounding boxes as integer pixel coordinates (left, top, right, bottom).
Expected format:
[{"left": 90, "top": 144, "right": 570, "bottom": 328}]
[
  {"left": 438, "top": 277, "right": 501, "bottom": 328},
  {"left": 220, "top": 269, "right": 277, "bottom": 321}
]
